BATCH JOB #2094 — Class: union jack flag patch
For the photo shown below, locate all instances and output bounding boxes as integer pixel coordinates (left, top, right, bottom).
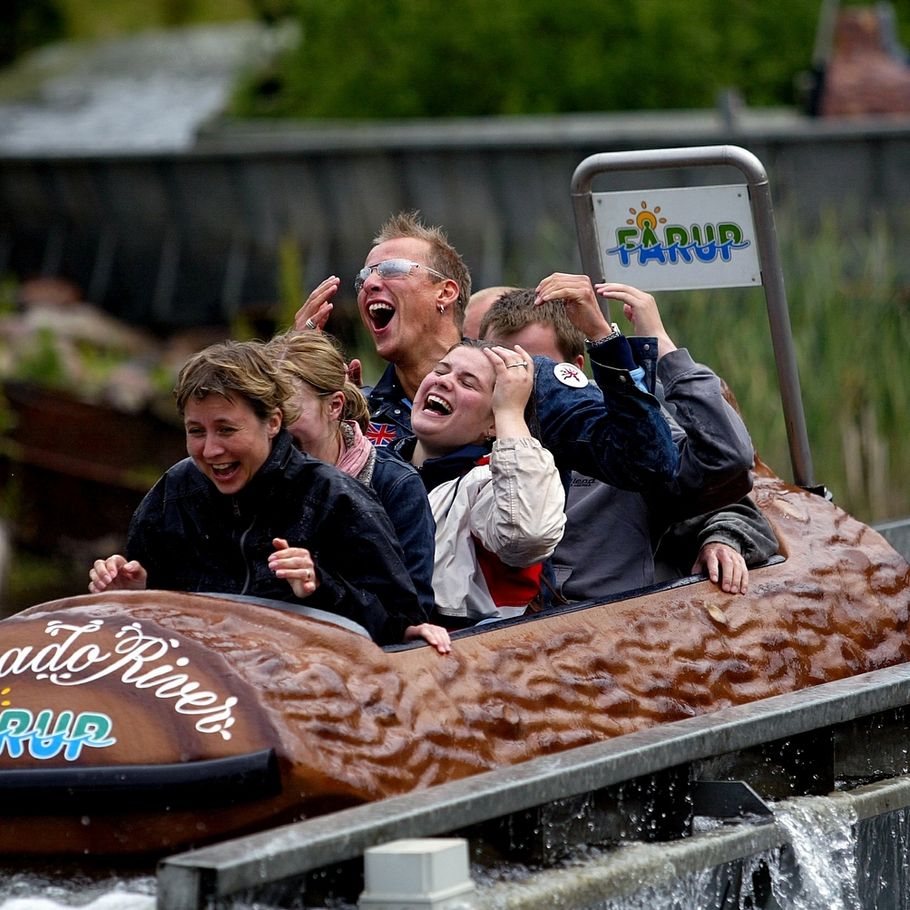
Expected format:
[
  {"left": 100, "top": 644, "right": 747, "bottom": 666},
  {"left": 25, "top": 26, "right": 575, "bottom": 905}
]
[{"left": 366, "top": 422, "right": 398, "bottom": 446}]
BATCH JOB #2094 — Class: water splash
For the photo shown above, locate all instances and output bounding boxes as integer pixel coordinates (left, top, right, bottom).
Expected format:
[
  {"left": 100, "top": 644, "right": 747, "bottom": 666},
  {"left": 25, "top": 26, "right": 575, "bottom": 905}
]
[
  {"left": 768, "top": 795, "right": 860, "bottom": 910},
  {"left": 0, "top": 871, "right": 155, "bottom": 910},
  {"left": 588, "top": 797, "right": 862, "bottom": 909}
]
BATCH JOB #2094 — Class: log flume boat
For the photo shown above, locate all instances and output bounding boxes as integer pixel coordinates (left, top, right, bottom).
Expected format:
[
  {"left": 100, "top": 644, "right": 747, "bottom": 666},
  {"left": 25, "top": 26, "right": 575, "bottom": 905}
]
[{"left": 0, "top": 457, "right": 907, "bottom": 857}]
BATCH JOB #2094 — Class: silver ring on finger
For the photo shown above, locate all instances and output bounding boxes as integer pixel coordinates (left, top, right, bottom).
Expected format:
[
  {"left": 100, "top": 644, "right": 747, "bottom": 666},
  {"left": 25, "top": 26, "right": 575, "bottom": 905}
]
[
  {"left": 304, "top": 318, "right": 317, "bottom": 330},
  {"left": 507, "top": 361, "right": 528, "bottom": 369}
]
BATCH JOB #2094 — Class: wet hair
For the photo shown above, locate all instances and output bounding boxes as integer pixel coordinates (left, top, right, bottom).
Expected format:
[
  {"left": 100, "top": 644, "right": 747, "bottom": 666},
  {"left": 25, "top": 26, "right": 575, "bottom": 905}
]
[
  {"left": 267, "top": 330, "right": 370, "bottom": 431},
  {"left": 478, "top": 288, "right": 586, "bottom": 363},
  {"left": 174, "top": 339, "right": 299, "bottom": 426},
  {"left": 373, "top": 211, "right": 472, "bottom": 328}
]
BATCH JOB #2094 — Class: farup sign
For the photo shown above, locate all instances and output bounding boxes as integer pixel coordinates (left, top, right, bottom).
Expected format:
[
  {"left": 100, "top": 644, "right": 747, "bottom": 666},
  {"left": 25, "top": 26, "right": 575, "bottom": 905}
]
[{"left": 593, "top": 184, "right": 761, "bottom": 291}]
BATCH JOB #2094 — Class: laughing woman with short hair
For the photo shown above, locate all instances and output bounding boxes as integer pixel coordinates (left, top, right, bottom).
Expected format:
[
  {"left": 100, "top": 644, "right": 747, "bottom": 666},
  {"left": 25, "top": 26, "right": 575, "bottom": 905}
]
[{"left": 88, "top": 339, "right": 450, "bottom": 653}]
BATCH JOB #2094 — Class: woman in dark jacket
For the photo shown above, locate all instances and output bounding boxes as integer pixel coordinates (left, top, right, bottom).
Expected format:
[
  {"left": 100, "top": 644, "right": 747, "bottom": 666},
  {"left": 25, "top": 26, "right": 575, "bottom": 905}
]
[
  {"left": 88, "top": 339, "right": 450, "bottom": 653},
  {"left": 267, "top": 329, "right": 437, "bottom": 621}
]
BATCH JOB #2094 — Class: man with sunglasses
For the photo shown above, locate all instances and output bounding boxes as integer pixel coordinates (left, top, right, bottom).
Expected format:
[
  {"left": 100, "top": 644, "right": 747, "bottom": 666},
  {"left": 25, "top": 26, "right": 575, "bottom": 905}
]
[
  {"left": 295, "top": 211, "right": 680, "bottom": 495},
  {"left": 352, "top": 213, "right": 470, "bottom": 443}
]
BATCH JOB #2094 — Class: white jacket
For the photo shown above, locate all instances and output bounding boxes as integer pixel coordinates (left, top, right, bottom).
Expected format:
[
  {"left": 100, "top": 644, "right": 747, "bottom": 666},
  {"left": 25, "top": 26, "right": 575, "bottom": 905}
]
[{"left": 429, "top": 437, "right": 566, "bottom": 623}]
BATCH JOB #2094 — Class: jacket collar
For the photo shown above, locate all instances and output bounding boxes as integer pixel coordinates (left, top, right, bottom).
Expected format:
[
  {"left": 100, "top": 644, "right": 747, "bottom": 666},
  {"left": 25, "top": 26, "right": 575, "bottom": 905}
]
[
  {"left": 226, "top": 428, "right": 296, "bottom": 512},
  {"left": 393, "top": 437, "right": 491, "bottom": 493}
]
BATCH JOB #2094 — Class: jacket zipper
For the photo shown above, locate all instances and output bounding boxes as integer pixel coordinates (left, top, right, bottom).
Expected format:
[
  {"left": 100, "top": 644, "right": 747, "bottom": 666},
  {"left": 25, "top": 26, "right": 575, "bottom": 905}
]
[{"left": 233, "top": 498, "right": 256, "bottom": 594}]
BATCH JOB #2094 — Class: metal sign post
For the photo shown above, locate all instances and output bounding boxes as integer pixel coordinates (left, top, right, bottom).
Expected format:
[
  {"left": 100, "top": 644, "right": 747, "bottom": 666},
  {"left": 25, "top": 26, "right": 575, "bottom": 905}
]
[{"left": 571, "top": 145, "right": 818, "bottom": 492}]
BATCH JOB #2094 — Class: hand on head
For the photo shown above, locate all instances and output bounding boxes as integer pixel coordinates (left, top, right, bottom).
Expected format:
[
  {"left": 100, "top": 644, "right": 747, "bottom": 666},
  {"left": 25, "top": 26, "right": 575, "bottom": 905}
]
[
  {"left": 594, "top": 283, "right": 676, "bottom": 356},
  {"left": 269, "top": 537, "right": 319, "bottom": 599},
  {"left": 534, "top": 273, "right": 612, "bottom": 340},
  {"left": 89, "top": 555, "right": 147, "bottom": 593},
  {"left": 294, "top": 276, "right": 340, "bottom": 332},
  {"left": 483, "top": 344, "right": 534, "bottom": 439}
]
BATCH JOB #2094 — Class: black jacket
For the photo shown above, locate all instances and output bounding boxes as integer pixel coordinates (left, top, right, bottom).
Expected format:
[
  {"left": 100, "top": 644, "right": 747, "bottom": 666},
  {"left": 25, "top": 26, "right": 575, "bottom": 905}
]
[{"left": 126, "top": 430, "right": 424, "bottom": 644}]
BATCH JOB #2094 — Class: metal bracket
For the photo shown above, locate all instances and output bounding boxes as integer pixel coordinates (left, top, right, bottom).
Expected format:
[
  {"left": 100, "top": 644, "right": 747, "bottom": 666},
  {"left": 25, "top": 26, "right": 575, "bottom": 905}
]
[{"left": 691, "top": 780, "right": 773, "bottom": 819}]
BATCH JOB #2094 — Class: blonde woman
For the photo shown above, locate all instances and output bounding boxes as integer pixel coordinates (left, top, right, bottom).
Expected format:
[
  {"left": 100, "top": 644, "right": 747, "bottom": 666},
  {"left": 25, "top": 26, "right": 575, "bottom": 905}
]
[{"left": 267, "top": 331, "right": 439, "bottom": 626}]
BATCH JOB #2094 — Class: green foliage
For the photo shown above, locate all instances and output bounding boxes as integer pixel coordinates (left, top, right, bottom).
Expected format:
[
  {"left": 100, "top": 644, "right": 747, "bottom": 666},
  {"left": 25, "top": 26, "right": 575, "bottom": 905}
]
[
  {"left": 55, "top": 0, "right": 256, "bottom": 41},
  {"left": 0, "top": 278, "right": 17, "bottom": 316},
  {"left": 233, "top": 0, "right": 910, "bottom": 118},
  {"left": 277, "top": 233, "right": 306, "bottom": 329},
  {"left": 1, "top": 545, "right": 86, "bottom": 618},
  {"left": 12, "top": 328, "right": 68, "bottom": 387}
]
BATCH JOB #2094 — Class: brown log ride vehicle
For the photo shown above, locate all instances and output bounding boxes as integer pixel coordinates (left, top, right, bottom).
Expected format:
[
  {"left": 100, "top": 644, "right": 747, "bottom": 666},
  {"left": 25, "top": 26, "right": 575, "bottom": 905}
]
[{"left": 0, "top": 456, "right": 907, "bottom": 857}]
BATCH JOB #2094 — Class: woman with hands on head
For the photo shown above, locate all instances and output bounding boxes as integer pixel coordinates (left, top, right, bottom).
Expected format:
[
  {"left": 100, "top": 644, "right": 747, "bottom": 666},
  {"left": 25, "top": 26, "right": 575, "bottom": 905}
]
[
  {"left": 393, "top": 339, "right": 566, "bottom": 628},
  {"left": 89, "top": 339, "right": 450, "bottom": 653}
]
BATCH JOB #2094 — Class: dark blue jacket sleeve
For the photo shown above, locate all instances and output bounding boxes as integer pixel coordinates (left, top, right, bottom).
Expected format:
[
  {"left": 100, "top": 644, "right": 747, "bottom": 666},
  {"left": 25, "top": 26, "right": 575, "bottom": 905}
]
[
  {"left": 371, "top": 450, "right": 437, "bottom": 619},
  {"left": 531, "top": 346, "right": 679, "bottom": 491}
]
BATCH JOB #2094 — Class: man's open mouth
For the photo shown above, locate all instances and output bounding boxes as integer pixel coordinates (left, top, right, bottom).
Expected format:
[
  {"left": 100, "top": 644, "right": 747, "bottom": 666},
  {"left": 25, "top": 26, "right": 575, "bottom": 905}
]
[
  {"left": 424, "top": 394, "right": 452, "bottom": 415},
  {"left": 368, "top": 302, "right": 395, "bottom": 330}
]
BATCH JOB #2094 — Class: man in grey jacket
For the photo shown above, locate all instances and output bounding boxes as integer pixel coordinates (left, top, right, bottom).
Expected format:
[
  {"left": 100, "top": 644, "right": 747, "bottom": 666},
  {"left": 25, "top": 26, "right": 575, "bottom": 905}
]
[{"left": 478, "top": 277, "right": 778, "bottom": 600}]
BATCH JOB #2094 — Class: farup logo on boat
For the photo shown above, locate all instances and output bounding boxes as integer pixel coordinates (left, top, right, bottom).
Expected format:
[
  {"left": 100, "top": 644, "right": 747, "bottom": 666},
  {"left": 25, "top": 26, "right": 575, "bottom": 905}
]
[
  {"left": 0, "top": 686, "right": 115, "bottom": 761},
  {"left": 605, "top": 200, "right": 751, "bottom": 268},
  {"left": 0, "top": 619, "right": 238, "bottom": 761}
]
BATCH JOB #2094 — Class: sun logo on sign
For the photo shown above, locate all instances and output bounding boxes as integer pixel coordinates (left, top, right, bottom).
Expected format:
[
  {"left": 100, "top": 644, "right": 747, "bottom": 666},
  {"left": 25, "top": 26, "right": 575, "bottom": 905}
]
[{"left": 626, "top": 201, "right": 667, "bottom": 247}]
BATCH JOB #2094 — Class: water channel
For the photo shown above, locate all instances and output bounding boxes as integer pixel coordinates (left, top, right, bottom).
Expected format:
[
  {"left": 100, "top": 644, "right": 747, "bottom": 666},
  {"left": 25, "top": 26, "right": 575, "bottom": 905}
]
[{"left": 0, "top": 789, "right": 900, "bottom": 910}]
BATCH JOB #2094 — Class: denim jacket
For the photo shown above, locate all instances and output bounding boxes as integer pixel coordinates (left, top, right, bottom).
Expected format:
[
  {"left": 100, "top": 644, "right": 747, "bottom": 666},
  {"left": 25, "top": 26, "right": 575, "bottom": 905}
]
[{"left": 363, "top": 365, "right": 413, "bottom": 446}]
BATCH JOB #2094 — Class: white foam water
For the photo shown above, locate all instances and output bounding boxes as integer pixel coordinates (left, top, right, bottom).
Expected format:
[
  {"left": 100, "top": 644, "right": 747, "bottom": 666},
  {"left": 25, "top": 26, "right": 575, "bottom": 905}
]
[
  {"left": 767, "top": 796, "right": 860, "bottom": 910},
  {"left": 0, "top": 872, "right": 155, "bottom": 910}
]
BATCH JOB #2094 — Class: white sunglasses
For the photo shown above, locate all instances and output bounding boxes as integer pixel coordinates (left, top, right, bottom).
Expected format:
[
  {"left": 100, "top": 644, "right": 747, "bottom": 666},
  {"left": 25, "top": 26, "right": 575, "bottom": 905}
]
[{"left": 354, "top": 259, "right": 449, "bottom": 294}]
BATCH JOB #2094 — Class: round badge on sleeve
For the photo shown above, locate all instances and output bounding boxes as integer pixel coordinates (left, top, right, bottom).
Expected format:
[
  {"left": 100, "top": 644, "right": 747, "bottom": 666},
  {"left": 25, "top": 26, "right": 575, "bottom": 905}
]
[{"left": 553, "top": 362, "right": 589, "bottom": 388}]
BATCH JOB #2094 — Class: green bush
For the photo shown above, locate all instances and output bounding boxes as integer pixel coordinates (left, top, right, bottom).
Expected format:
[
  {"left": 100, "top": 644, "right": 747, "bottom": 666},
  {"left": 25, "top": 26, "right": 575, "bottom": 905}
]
[{"left": 233, "top": 0, "right": 910, "bottom": 118}]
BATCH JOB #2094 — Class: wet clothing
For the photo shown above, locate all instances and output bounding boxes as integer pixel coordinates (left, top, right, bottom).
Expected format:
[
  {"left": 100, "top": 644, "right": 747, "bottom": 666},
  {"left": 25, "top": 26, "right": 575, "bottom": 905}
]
[
  {"left": 551, "top": 347, "right": 776, "bottom": 602},
  {"left": 126, "top": 430, "right": 425, "bottom": 645},
  {"left": 394, "top": 436, "right": 566, "bottom": 625},
  {"left": 367, "top": 334, "right": 679, "bottom": 492},
  {"left": 650, "top": 347, "right": 755, "bottom": 521}
]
